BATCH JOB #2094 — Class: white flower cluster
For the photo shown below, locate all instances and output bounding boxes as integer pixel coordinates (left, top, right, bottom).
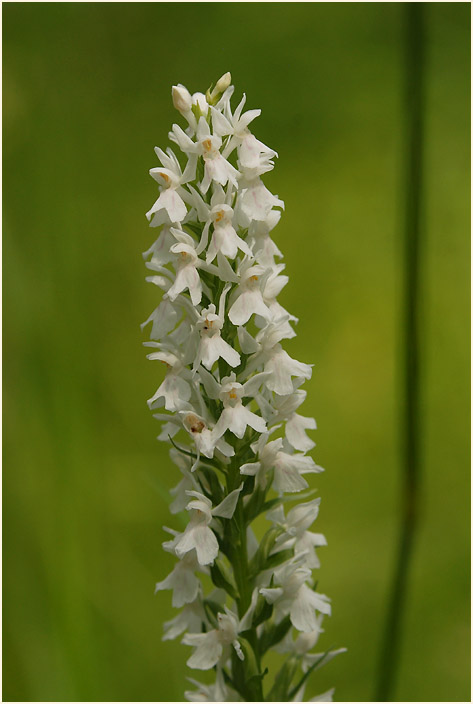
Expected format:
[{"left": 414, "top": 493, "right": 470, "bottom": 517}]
[{"left": 143, "top": 73, "right": 344, "bottom": 702}]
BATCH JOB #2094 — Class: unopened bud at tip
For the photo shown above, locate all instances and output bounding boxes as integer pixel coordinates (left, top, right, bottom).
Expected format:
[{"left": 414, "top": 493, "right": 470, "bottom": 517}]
[
  {"left": 215, "top": 71, "right": 231, "bottom": 93},
  {"left": 172, "top": 84, "right": 192, "bottom": 113},
  {"left": 207, "top": 72, "right": 233, "bottom": 105}
]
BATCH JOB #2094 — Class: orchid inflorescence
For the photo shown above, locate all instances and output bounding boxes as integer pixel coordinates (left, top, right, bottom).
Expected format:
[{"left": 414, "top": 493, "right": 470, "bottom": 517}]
[{"left": 143, "top": 72, "right": 344, "bottom": 702}]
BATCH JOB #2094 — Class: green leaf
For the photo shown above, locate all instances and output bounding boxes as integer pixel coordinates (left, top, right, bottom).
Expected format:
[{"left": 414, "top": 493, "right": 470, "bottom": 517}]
[
  {"left": 246, "top": 667, "right": 268, "bottom": 685},
  {"left": 199, "top": 467, "right": 224, "bottom": 504},
  {"left": 237, "top": 638, "right": 263, "bottom": 700},
  {"left": 267, "top": 656, "right": 299, "bottom": 702},
  {"left": 206, "top": 86, "right": 215, "bottom": 105},
  {"left": 240, "top": 474, "right": 255, "bottom": 498},
  {"left": 259, "top": 615, "right": 292, "bottom": 654},
  {"left": 230, "top": 647, "right": 251, "bottom": 700},
  {"left": 248, "top": 526, "right": 284, "bottom": 577},
  {"left": 202, "top": 599, "right": 221, "bottom": 627},
  {"left": 260, "top": 614, "right": 292, "bottom": 652},
  {"left": 263, "top": 549, "right": 294, "bottom": 572},
  {"left": 245, "top": 484, "right": 267, "bottom": 523},
  {"left": 210, "top": 560, "right": 237, "bottom": 599},
  {"left": 182, "top": 221, "right": 203, "bottom": 237},
  {"left": 252, "top": 593, "right": 274, "bottom": 628}
]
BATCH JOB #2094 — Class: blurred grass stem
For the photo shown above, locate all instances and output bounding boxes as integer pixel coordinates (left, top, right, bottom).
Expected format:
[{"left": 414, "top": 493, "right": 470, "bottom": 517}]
[{"left": 375, "top": 4, "right": 425, "bottom": 701}]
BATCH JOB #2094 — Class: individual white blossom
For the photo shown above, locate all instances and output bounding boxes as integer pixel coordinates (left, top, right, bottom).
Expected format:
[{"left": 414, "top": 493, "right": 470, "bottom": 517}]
[
  {"left": 146, "top": 147, "right": 196, "bottom": 226},
  {"left": 240, "top": 435, "right": 322, "bottom": 493},
  {"left": 182, "top": 608, "right": 243, "bottom": 670},
  {"left": 268, "top": 499, "right": 328, "bottom": 568},
  {"left": 260, "top": 557, "right": 331, "bottom": 632},
  {"left": 174, "top": 486, "right": 243, "bottom": 566},
  {"left": 228, "top": 264, "right": 272, "bottom": 325},
  {"left": 155, "top": 550, "right": 202, "bottom": 608},
  {"left": 144, "top": 73, "right": 342, "bottom": 702}
]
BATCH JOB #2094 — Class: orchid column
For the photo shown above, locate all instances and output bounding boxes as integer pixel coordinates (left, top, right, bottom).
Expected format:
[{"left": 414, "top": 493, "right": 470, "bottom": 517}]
[{"left": 143, "top": 73, "right": 344, "bottom": 702}]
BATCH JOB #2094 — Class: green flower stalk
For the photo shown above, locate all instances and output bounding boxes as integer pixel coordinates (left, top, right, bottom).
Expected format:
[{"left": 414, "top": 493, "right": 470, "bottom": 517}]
[{"left": 143, "top": 73, "right": 345, "bottom": 702}]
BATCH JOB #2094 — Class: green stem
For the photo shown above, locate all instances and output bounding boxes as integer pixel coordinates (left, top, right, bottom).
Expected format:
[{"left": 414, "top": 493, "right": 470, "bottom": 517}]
[
  {"left": 375, "top": 4, "right": 425, "bottom": 701},
  {"left": 226, "top": 448, "right": 263, "bottom": 700},
  {"left": 228, "top": 455, "right": 252, "bottom": 617}
]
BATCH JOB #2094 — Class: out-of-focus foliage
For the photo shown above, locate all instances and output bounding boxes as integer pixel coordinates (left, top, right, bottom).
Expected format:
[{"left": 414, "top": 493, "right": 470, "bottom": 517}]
[{"left": 3, "top": 3, "right": 469, "bottom": 702}]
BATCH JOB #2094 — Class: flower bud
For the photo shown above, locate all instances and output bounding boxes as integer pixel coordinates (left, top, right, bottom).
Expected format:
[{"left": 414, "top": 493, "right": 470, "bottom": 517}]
[
  {"left": 172, "top": 84, "right": 192, "bottom": 113},
  {"left": 191, "top": 91, "right": 209, "bottom": 118},
  {"left": 214, "top": 71, "right": 231, "bottom": 94},
  {"left": 207, "top": 72, "right": 232, "bottom": 105}
]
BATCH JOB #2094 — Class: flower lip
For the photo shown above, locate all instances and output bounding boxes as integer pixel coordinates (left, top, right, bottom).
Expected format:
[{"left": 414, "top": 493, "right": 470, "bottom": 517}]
[
  {"left": 198, "top": 134, "right": 222, "bottom": 159},
  {"left": 219, "top": 381, "right": 244, "bottom": 407},
  {"left": 210, "top": 203, "right": 233, "bottom": 224},
  {"left": 149, "top": 167, "right": 179, "bottom": 188},
  {"left": 184, "top": 413, "right": 206, "bottom": 434},
  {"left": 201, "top": 314, "right": 221, "bottom": 334}
]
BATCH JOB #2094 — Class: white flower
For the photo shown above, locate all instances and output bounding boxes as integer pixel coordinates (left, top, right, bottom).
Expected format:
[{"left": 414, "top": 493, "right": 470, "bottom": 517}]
[
  {"left": 207, "top": 204, "right": 252, "bottom": 262},
  {"left": 174, "top": 486, "right": 243, "bottom": 565},
  {"left": 146, "top": 350, "right": 192, "bottom": 412},
  {"left": 264, "top": 344, "right": 313, "bottom": 396},
  {"left": 250, "top": 209, "right": 283, "bottom": 266},
  {"left": 241, "top": 436, "right": 322, "bottom": 494},
  {"left": 155, "top": 550, "right": 203, "bottom": 608},
  {"left": 209, "top": 373, "right": 268, "bottom": 441},
  {"left": 269, "top": 499, "right": 327, "bottom": 568},
  {"left": 260, "top": 559, "right": 331, "bottom": 632},
  {"left": 197, "top": 118, "right": 240, "bottom": 193},
  {"left": 259, "top": 389, "right": 317, "bottom": 454},
  {"left": 196, "top": 304, "right": 240, "bottom": 369},
  {"left": 182, "top": 607, "right": 243, "bottom": 670},
  {"left": 228, "top": 265, "right": 272, "bottom": 326},
  {"left": 185, "top": 183, "right": 250, "bottom": 262},
  {"left": 181, "top": 410, "right": 234, "bottom": 462},
  {"left": 211, "top": 95, "right": 276, "bottom": 169},
  {"left": 286, "top": 412, "right": 317, "bottom": 452},
  {"left": 171, "top": 117, "right": 240, "bottom": 194},
  {"left": 236, "top": 165, "right": 284, "bottom": 223},
  {"left": 140, "top": 296, "right": 181, "bottom": 341},
  {"left": 142, "top": 225, "right": 176, "bottom": 266},
  {"left": 162, "top": 597, "right": 209, "bottom": 641},
  {"left": 146, "top": 147, "right": 196, "bottom": 225},
  {"left": 167, "top": 242, "right": 203, "bottom": 305},
  {"left": 194, "top": 287, "right": 241, "bottom": 371}
]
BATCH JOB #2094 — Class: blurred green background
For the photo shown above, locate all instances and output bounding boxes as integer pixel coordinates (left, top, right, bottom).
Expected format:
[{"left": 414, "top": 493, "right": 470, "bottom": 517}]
[{"left": 3, "top": 3, "right": 470, "bottom": 702}]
